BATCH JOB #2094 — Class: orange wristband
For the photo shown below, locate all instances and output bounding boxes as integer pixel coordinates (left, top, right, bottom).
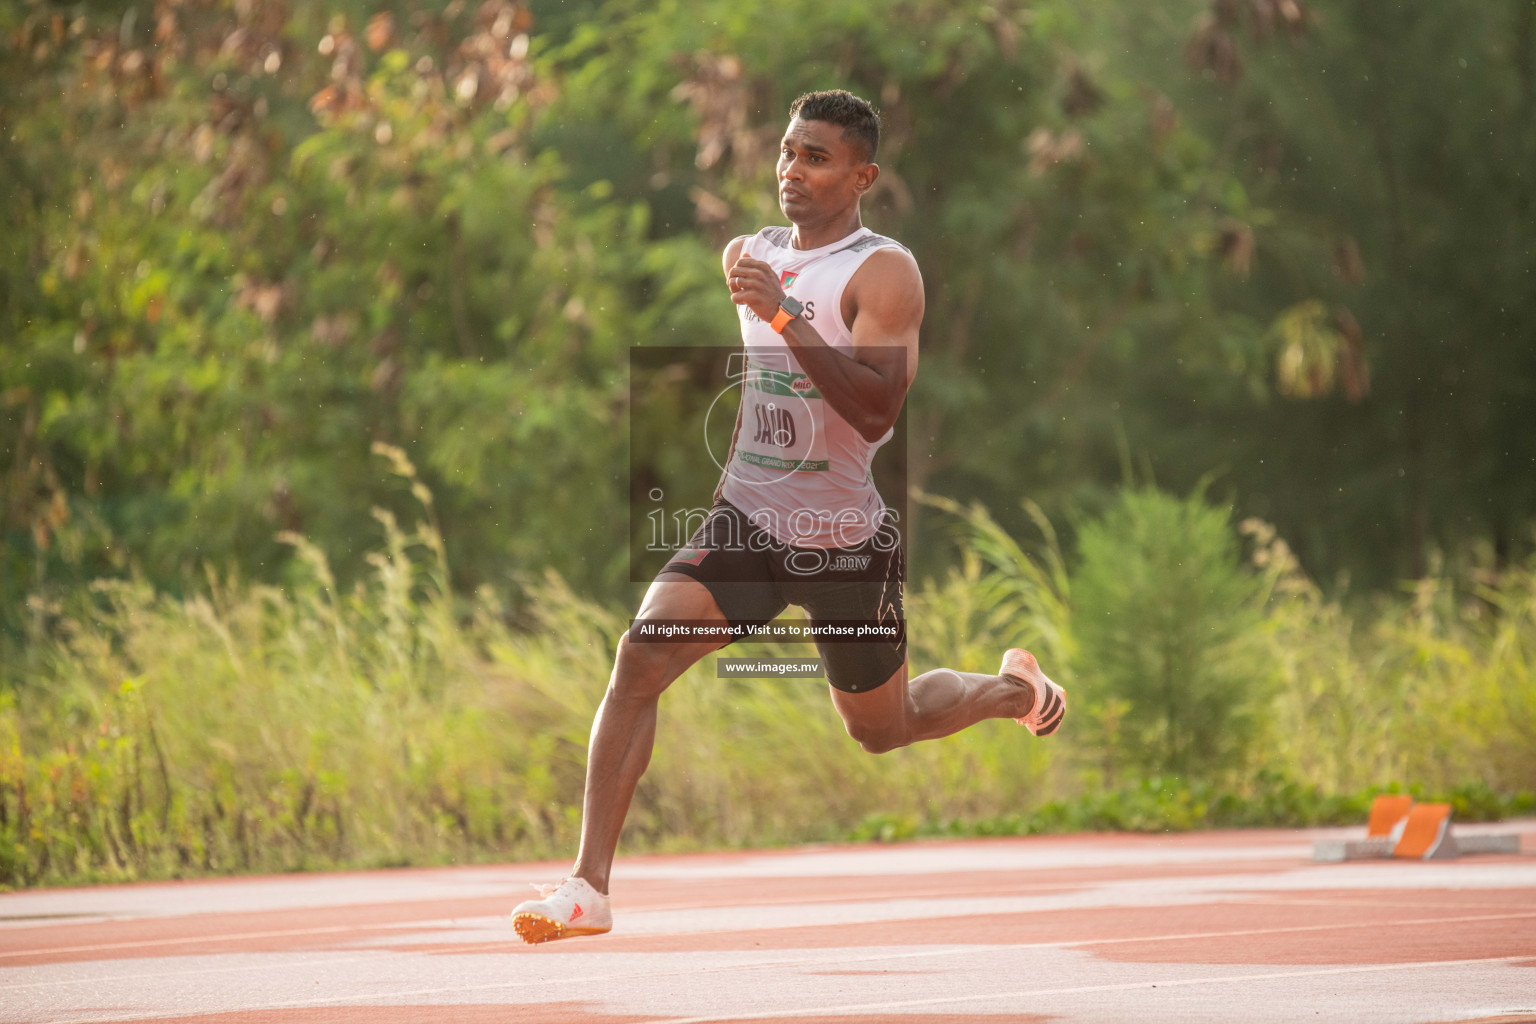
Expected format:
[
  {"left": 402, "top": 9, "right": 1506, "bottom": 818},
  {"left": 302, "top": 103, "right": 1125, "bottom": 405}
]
[{"left": 769, "top": 306, "right": 795, "bottom": 334}]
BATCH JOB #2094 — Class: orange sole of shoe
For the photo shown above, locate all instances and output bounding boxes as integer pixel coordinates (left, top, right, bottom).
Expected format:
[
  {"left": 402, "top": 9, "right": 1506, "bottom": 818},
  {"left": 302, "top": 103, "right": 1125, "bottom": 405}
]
[{"left": 511, "top": 912, "right": 610, "bottom": 945}]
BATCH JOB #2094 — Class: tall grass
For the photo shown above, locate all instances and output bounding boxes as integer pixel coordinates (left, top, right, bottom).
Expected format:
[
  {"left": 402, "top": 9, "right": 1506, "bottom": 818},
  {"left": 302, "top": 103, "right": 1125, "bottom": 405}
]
[
  {"left": 2, "top": 464, "right": 1533, "bottom": 888},
  {"left": 1254, "top": 521, "right": 1536, "bottom": 795}
]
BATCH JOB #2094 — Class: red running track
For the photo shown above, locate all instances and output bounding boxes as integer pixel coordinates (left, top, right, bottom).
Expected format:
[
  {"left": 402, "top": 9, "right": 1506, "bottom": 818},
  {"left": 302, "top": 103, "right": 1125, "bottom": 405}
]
[{"left": 2, "top": 822, "right": 1533, "bottom": 1023}]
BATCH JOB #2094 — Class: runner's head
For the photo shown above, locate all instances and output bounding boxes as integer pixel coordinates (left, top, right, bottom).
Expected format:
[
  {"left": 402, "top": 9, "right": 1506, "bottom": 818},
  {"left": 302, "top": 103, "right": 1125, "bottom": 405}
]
[
  {"left": 779, "top": 90, "right": 881, "bottom": 225},
  {"left": 789, "top": 90, "right": 880, "bottom": 162}
]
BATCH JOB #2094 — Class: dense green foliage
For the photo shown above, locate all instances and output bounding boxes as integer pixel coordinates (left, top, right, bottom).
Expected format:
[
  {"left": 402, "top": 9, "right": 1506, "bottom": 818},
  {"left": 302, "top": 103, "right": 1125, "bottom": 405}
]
[{"left": 4, "top": 0, "right": 1533, "bottom": 631}]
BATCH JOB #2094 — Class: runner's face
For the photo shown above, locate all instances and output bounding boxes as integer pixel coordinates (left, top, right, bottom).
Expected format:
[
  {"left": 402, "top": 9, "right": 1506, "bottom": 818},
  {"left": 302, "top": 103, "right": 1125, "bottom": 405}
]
[{"left": 777, "top": 118, "right": 872, "bottom": 222}]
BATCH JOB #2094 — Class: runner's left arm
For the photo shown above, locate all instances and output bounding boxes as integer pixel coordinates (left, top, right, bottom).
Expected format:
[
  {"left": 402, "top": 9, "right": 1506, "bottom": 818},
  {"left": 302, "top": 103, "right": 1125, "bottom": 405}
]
[
  {"left": 728, "top": 249, "right": 923, "bottom": 442},
  {"left": 715, "top": 235, "right": 752, "bottom": 500}
]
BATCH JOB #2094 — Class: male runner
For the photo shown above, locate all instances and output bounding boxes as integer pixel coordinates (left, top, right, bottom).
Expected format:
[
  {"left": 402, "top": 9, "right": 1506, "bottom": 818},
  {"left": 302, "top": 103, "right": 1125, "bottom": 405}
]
[{"left": 511, "top": 90, "right": 1066, "bottom": 944}]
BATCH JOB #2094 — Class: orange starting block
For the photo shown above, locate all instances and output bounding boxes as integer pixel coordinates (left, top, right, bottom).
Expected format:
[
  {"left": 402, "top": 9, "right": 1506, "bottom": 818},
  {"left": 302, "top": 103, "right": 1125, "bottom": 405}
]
[
  {"left": 1366, "top": 794, "right": 1414, "bottom": 840},
  {"left": 1313, "top": 795, "right": 1522, "bottom": 862},
  {"left": 1392, "top": 802, "right": 1453, "bottom": 859}
]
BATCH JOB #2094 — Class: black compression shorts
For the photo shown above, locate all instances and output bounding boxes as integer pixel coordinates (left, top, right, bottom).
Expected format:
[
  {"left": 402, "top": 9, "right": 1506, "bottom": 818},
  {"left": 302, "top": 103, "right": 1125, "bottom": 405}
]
[{"left": 658, "top": 498, "right": 906, "bottom": 693}]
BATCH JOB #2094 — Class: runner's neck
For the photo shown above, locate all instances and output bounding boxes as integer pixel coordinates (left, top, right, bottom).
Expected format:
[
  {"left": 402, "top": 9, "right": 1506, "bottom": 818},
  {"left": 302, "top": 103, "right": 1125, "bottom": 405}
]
[
  {"left": 791, "top": 211, "right": 866, "bottom": 252},
  {"left": 779, "top": 224, "right": 874, "bottom": 260}
]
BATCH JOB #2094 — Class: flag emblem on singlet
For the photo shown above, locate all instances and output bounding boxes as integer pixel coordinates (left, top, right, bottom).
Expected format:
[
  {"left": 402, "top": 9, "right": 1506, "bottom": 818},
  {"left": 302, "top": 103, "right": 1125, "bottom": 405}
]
[
  {"left": 673, "top": 548, "right": 707, "bottom": 566},
  {"left": 780, "top": 271, "right": 798, "bottom": 288}
]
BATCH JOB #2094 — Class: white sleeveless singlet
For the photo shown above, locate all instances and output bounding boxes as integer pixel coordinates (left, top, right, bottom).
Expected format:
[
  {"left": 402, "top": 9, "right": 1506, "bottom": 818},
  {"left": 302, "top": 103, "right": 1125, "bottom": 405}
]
[{"left": 720, "top": 225, "right": 910, "bottom": 549}]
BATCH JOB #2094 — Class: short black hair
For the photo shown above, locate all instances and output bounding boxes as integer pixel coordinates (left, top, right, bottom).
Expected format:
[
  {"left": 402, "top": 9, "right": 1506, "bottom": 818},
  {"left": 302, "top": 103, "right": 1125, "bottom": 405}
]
[{"left": 788, "top": 90, "right": 880, "bottom": 162}]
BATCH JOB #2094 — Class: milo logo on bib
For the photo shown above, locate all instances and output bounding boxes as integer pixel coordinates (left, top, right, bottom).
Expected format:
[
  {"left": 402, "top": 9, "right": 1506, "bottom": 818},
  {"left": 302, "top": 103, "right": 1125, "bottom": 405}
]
[{"left": 738, "top": 360, "right": 830, "bottom": 473}]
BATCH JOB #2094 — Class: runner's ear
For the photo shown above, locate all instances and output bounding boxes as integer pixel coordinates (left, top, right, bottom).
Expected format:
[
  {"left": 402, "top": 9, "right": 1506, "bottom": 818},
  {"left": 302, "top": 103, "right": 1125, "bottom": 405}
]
[{"left": 853, "top": 162, "right": 879, "bottom": 196}]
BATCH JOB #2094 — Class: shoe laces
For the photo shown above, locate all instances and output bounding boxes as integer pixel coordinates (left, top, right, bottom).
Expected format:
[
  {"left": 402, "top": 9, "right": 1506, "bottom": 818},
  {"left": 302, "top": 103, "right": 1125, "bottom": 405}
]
[{"left": 529, "top": 876, "right": 587, "bottom": 900}]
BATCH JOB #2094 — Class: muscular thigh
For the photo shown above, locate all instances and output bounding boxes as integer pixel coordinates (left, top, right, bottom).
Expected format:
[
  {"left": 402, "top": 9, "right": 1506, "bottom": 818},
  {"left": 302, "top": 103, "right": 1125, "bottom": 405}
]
[
  {"left": 623, "top": 572, "right": 734, "bottom": 688},
  {"left": 656, "top": 499, "right": 789, "bottom": 638},
  {"left": 781, "top": 534, "right": 906, "bottom": 695}
]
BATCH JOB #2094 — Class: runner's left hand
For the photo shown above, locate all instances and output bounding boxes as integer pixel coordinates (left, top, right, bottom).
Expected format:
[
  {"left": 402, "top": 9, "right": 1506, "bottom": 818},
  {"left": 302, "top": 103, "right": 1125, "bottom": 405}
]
[{"left": 728, "top": 256, "right": 786, "bottom": 324}]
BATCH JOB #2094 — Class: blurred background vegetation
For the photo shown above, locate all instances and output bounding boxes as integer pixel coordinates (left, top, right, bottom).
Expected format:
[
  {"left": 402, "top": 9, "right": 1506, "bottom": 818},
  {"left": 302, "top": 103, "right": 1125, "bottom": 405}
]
[{"left": 1, "top": 0, "right": 1533, "bottom": 886}]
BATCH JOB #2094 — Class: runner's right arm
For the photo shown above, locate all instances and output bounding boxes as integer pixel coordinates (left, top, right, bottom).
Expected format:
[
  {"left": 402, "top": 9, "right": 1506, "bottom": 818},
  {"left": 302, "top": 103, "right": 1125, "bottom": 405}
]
[{"left": 728, "top": 247, "right": 921, "bottom": 443}]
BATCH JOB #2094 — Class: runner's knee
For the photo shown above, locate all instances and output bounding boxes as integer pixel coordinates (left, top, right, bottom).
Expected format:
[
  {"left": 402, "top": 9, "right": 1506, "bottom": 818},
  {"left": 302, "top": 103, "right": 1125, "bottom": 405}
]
[
  {"left": 610, "top": 631, "right": 681, "bottom": 701},
  {"left": 843, "top": 717, "right": 906, "bottom": 755}
]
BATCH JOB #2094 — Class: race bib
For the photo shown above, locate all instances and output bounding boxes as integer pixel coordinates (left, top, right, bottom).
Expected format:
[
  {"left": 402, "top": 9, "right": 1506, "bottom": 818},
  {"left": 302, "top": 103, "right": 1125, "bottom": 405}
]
[{"left": 736, "top": 358, "right": 829, "bottom": 474}]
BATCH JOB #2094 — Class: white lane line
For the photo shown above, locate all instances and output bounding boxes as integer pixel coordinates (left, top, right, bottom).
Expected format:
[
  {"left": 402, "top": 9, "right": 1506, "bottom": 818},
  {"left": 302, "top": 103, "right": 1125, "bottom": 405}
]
[
  {"left": 0, "top": 941, "right": 989, "bottom": 995},
  {"left": 1067, "top": 909, "right": 1536, "bottom": 948},
  {"left": 624, "top": 879, "right": 1090, "bottom": 913},
  {"left": 649, "top": 955, "right": 1536, "bottom": 1024},
  {"left": 6, "top": 908, "right": 1536, "bottom": 993},
  {"left": 0, "top": 940, "right": 989, "bottom": 995},
  {"left": 0, "top": 921, "right": 428, "bottom": 961},
  {"left": 1242, "top": 894, "right": 1532, "bottom": 911}
]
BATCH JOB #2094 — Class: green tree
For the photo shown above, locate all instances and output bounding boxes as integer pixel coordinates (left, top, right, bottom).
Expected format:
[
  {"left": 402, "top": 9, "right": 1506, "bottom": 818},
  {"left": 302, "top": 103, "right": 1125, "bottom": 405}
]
[
  {"left": 1071, "top": 486, "right": 1271, "bottom": 778},
  {"left": 1129, "top": 0, "right": 1536, "bottom": 584},
  {"left": 0, "top": 0, "right": 651, "bottom": 639}
]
